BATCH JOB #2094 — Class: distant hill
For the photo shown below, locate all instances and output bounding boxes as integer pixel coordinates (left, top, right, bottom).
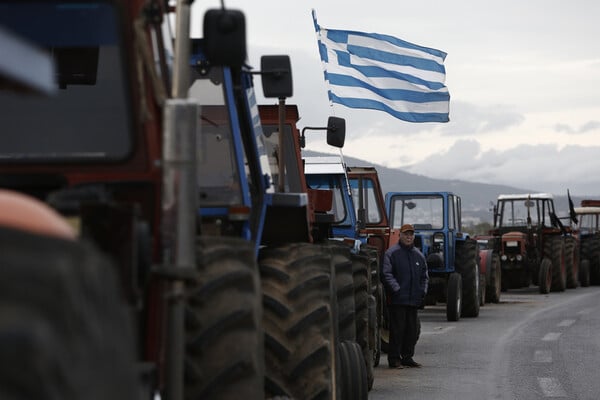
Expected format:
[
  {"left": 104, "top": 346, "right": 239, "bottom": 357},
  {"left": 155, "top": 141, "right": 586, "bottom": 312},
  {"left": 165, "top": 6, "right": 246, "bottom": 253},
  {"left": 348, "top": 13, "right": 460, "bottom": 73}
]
[{"left": 305, "top": 150, "right": 587, "bottom": 224}]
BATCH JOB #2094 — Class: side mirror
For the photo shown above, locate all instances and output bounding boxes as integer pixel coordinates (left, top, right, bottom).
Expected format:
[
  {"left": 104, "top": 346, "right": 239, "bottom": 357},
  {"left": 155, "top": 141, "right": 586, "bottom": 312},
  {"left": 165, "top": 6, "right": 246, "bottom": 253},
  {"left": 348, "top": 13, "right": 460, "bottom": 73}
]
[
  {"left": 203, "top": 9, "right": 246, "bottom": 67},
  {"left": 326, "top": 116, "right": 345, "bottom": 148},
  {"left": 261, "top": 55, "right": 293, "bottom": 98}
]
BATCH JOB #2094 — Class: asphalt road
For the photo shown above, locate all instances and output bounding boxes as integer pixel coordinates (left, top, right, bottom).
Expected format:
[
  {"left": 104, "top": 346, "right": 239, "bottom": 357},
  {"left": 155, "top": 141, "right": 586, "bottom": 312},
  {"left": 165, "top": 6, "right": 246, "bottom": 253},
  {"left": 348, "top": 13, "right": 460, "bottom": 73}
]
[{"left": 369, "top": 285, "right": 600, "bottom": 400}]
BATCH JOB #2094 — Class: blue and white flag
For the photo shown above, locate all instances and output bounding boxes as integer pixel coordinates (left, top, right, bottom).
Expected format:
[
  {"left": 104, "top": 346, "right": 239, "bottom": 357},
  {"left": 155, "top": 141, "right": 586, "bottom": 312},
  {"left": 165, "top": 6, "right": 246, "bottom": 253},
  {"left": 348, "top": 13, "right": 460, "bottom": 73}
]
[{"left": 312, "top": 10, "right": 450, "bottom": 123}]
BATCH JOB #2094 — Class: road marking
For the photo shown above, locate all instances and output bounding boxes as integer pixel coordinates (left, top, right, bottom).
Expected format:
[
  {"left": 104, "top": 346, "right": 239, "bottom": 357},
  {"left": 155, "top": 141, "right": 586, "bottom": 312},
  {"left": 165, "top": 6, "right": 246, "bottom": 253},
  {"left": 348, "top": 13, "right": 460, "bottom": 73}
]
[
  {"left": 577, "top": 308, "right": 593, "bottom": 315},
  {"left": 422, "top": 326, "right": 455, "bottom": 335},
  {"left": 557, "top": 319, "right": 575, "bottom": 327},
  {"left": 538, "top": 377, "right": 567, "bottom": 397},
  {"left": 542, "top": 332, "right": 562, "bottom": 341},
  {"left": 533, "top": 349, "right": 552, "bottom": 363}
]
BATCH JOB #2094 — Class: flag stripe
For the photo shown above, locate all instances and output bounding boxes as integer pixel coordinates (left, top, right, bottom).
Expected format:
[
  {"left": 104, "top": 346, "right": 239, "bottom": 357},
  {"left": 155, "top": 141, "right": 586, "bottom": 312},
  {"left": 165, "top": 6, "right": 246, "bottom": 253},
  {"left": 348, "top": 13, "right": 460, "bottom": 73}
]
[
  {"left": 327, "top": 73, "right": 450, "bottom": 103},
  {"left": 312, "top": 9, "right": 450, "bottom": 123},
  {"left": 330, "top": 93, "right": 448, "bottom": 123}
]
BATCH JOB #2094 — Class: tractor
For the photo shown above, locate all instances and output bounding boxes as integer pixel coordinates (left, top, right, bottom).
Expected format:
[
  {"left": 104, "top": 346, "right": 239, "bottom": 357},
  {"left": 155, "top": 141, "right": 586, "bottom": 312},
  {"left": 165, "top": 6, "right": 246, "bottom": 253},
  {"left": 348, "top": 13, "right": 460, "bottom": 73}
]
[
  {"left": 489, "top": 193, "right": 570, "bottom": 294},
  {"left": 572, "top": 200, "right": 600, "bottom": 285},
  {"left": 303, "top": 156, "right": 384, "bottom": 389},
  {"left": 385, "top": 191, "right": 481, "bottom": 322},
  {"left": 0, "top": 2, "right": 364, "bottom": 399}
]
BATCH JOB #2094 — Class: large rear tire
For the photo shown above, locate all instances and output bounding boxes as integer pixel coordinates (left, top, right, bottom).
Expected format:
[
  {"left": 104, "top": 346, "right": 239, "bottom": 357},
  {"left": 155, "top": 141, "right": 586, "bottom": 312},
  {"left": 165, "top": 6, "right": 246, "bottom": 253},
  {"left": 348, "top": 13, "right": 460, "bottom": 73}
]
[
  {"left": 564, "top": 236, "right": 579, "bottom": 289},
  {"left": 259, "top": 243, "right": 337, "bottom": 400},
  {"left": 339, "top": 341, "right": 368, "bottom": 400},
  {"left": 538, "top": 258, "right": 552, "bottom": 294},
  {"left": 546, "top": 236, "right": 566, "bottom": 292},
  {"left": 0, "top": 227, "right": 138, "bottom": 400},
  {"left": 186, "top": 236, "right": 264, "bottom": 400},
  {"left": 579, "top": 259, "right": 591, "bottom": 287},
  {"left": 351, "top": 252, "right": 374, "bottom": 391},
  {"left": 486, "top": 253, "right": 502, "bottom": 303},
  {"left": 456, "top": 239, "right": 480, "bottom": 318},
  {"left": 446, "top": 272, "right": 462, "bottom": 322}
]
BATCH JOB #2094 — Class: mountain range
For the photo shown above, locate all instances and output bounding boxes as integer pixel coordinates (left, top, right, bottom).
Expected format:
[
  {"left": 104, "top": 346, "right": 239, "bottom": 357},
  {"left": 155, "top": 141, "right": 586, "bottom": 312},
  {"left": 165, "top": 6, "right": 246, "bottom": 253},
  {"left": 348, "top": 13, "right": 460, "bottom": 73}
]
[{"left": 306, "top": 150, "right": 589, "bottom": 225}]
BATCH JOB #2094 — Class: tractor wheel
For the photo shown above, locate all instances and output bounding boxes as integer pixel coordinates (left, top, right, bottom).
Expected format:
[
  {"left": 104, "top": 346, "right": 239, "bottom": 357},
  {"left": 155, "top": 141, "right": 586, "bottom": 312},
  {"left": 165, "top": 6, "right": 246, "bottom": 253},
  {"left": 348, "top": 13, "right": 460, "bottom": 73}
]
[
  {"left": 456, "top": 239, "right": 480, "bottom": 318},
  {"left": 579, "top": 259, "right": 591, "bottom": 287},
  {"left": 327, "top": 242, "right": 356, "bottom": 342},
  {"left": 372, "top": 285, "right": 383, "bottom": 367},
  {"left": 0, "top": 226, "right": 138, "bottom": 400},
  {"left": 485, "top": 253, "right": 502, "bottom": 303},
  {"left": 338, "top": 341, "right": 368, "bottom": 400},
  {"left": 350, "top": 252, "right": 374, "bottom": 391},
  {"left": 360, "top": 245, "right": 382, "bottom": 369},
  {"left": 564, "top": 236, "right": 579, "bottom": 289},
  {"left": 589, "top": 236, "right": 600, "bottom": 285},
  {"left": 186, "top": 237, "right": 264, "bottom": 400},
  {"left": 446, "top": 272, "right": 462, "bottom": 322},
  {"left": 259, "top": 243, "right": 337, "bottom": 400},
  {"left": 538, "top": 258, "right": 552, "bottom": 294},
  {"left": 545, "top": 236, "right": 566, "bottom": 292}
]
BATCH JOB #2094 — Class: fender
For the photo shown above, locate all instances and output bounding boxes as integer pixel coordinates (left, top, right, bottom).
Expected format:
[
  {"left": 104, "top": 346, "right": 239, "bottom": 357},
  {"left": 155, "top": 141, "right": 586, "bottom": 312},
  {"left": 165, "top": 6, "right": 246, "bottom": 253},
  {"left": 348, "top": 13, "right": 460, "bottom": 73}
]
[{"left": 478, "top": 248, "right": 494, "bottom": 283}]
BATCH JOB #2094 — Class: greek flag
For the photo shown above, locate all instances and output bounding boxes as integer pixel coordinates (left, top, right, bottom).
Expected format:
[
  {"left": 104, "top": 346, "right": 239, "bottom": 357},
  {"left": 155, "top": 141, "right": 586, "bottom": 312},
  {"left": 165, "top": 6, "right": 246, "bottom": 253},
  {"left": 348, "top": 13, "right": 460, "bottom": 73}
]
[{"left": 312, "top": 10, "right": 450, "bottom": 123}]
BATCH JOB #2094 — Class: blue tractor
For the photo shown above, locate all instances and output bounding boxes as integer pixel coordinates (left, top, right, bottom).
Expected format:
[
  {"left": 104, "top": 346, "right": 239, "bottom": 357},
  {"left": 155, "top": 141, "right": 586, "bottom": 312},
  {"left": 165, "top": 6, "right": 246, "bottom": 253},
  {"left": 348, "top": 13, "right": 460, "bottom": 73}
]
[{"left": 385, "top": 191, "right": 481, "bottom": 321}]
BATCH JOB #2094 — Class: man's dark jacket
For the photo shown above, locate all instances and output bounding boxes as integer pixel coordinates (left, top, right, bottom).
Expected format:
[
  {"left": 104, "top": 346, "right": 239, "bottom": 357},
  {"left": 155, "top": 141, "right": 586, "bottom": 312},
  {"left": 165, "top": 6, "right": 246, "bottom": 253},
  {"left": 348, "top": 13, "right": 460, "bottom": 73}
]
[{"left": 382, "top": 242, "right": 429, "bottom": 307}]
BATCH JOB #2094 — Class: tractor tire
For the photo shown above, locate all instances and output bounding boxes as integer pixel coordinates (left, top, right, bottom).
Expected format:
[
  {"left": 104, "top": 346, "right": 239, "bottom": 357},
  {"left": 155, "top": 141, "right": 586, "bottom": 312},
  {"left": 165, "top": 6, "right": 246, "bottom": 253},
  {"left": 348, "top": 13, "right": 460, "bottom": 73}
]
[
  {"left": 0, "top": 226, "right": 138, "bottom": 400},
  {"left": 485, "top": 253, "right": 502, "bottom": 303},
  {"left": 360, "top": 244, "right": 382, "bottom": 369},
  {"left": 588, "top": 235, "right": 600, "bottom": 284},
  {"left": 186, "top": 236, "right": 264, "bottom": 400},
  {"left": 579, "top": 259, "right": 591, "bottom": 287},
  {"left": 259, "top": 243, "right": 337, "bottom": 400},
  {"left": 538, "top": 258, "right": 552, "bottom": 294},
  {"left": 351, "top": 252, "right": 374, "bottom": 391},
  {"left": 327, "top": 242, "right": 356, "bottom": 342},
  {"left": 580, "top": 237, "right": 600, "bottom": 285},
  {"left": 446, "top": 272, "right": 462, "bottom": 322},
  {"left": 456, "top": 239, "right": 480, "bottom": 318},
  {"left": 372, "top": 285, "right": 383, "bottom": 367},
  {"left": 338, "top": 341, "right": 368, "bottom": 400},
  {"left": 564, "top": 236, "right": 579, "bottom": 289},
  {"left": 546, "top": 236, "right": 566, "bottom": 292}
]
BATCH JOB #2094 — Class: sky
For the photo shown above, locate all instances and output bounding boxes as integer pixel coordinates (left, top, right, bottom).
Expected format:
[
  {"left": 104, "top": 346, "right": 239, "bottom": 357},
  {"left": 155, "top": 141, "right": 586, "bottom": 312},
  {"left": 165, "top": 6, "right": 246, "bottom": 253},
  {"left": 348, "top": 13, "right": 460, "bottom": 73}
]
[{"left": 190, "top": 1, "right": 600, "bottom": 196}]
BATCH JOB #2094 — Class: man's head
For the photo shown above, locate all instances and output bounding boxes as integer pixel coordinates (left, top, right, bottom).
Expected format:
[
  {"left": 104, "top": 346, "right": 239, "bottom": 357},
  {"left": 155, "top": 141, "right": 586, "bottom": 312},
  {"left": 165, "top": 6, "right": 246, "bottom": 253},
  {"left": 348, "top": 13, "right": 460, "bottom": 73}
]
[{"left": 399, "top": 223, "right": 415, "bottom": 247}]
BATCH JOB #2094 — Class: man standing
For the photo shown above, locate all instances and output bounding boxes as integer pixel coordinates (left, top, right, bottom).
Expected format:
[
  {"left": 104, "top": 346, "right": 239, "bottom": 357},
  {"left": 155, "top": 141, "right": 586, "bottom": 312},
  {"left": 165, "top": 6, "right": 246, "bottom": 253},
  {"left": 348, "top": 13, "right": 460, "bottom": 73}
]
[{"left": 382, "top": 223, "right": 429, "bottom": 369}]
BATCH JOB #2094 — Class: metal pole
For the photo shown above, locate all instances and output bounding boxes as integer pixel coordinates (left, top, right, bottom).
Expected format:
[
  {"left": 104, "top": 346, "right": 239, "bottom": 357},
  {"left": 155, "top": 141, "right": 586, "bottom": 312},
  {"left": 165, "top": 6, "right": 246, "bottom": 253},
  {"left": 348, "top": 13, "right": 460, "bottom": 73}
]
[
  {"left": 164, "top": 2, "right": 195, "bottom": 399},
  {"left": 277, "top": 97, "right": 285, "bottom": 192}
]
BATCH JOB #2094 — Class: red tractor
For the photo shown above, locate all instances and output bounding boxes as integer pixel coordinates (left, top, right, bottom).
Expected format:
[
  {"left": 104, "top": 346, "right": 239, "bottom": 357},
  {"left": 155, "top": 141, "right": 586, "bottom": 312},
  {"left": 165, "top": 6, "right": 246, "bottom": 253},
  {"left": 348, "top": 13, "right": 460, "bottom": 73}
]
[
  {"left": 490, "top": 193, "right": 572, "bottom": 294},
  {"left": 0, "top": 2, "right": 291, "bottom": 399}
]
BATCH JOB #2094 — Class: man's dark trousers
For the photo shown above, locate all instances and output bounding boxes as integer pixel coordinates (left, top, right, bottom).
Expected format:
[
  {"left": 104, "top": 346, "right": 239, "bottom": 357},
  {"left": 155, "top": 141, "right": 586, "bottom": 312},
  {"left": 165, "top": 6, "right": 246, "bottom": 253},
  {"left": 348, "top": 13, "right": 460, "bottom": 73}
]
[{"left": 388, "top": 304, "right": 419, "bottom": 365}]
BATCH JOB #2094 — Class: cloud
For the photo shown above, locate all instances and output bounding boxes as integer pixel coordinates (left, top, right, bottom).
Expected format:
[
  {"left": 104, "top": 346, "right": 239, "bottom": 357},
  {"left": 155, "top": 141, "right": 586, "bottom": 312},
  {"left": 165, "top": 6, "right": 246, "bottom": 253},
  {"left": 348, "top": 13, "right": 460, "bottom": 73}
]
[
  {"left": 553, "top": 120, "right": 600, "bottom": 134},
  {"left": 405, "top": 139, "right": 600, "bottom": 196},
  {"left": 441, "top": 101, "right": 525, "bottom": 136}
]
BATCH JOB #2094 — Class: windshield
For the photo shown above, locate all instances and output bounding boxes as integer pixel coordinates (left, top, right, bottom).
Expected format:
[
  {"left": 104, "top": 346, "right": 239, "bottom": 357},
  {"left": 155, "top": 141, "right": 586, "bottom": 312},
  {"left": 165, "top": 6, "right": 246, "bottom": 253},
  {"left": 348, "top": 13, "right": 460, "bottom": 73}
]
[
  {"left": 188, "top": 68, "right": 243, "bottom": 206},
  {"left": 306, "top": 174, "right": 348, "bottom": 224},
  {"left": 0, "top": 1, "right": 132, "bottom": 161},
  {"left": 390, "top": 195, "right": 444, "bottom": 230},
  {"left": 349, "top": 177, "right": 382, "bottom": 224}
]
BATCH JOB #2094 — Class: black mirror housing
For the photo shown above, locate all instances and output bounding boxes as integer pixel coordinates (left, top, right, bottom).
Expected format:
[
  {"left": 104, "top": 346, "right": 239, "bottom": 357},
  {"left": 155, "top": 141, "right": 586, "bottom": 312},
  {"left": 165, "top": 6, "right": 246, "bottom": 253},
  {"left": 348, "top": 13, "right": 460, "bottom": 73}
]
[
  {"left": 261, "top": 55, "right": 293, "bottom": 98},
  {"left": 326, "top": 116, "right": 345, "bottom": 148},
  {"left": 203, "top": 9, "right": 246, "bottom": 67}
]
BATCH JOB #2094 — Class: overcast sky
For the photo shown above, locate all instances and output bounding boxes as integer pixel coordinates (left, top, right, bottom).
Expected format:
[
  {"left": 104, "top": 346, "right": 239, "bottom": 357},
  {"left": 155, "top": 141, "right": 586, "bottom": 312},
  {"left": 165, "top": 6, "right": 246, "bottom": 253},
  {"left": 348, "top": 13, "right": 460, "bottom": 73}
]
[{"left": 191, "top": 1, "right": 600, "bottom": 196}]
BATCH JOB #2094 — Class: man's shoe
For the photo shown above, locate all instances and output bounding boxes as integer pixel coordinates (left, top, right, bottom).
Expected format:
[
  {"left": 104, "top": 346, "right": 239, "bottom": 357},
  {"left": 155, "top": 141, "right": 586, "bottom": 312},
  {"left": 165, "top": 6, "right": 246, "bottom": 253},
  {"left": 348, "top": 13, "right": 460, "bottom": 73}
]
[
  {"left": 401, "top": 358, "right": 422, "bottom": 368},
  {"left": 388, "top": 362, "right": 404, "bottom": 369}
]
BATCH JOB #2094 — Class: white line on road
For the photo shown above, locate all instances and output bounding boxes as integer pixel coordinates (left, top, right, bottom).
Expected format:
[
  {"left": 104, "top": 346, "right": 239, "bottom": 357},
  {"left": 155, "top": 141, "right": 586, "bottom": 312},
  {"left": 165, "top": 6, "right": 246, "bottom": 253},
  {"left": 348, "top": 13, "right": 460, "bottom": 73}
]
[
  {"left": 538, "top": 377, "right": 567, "bottom": 397},
  {"left": 533, "top": 349, "right": 552, "bottom": 363},
  {"left": 557, "top": 319, "right": 575, "bottom": 327},
  {"left": 542, "top": 332, "right": 562, "bottom": 341}
]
